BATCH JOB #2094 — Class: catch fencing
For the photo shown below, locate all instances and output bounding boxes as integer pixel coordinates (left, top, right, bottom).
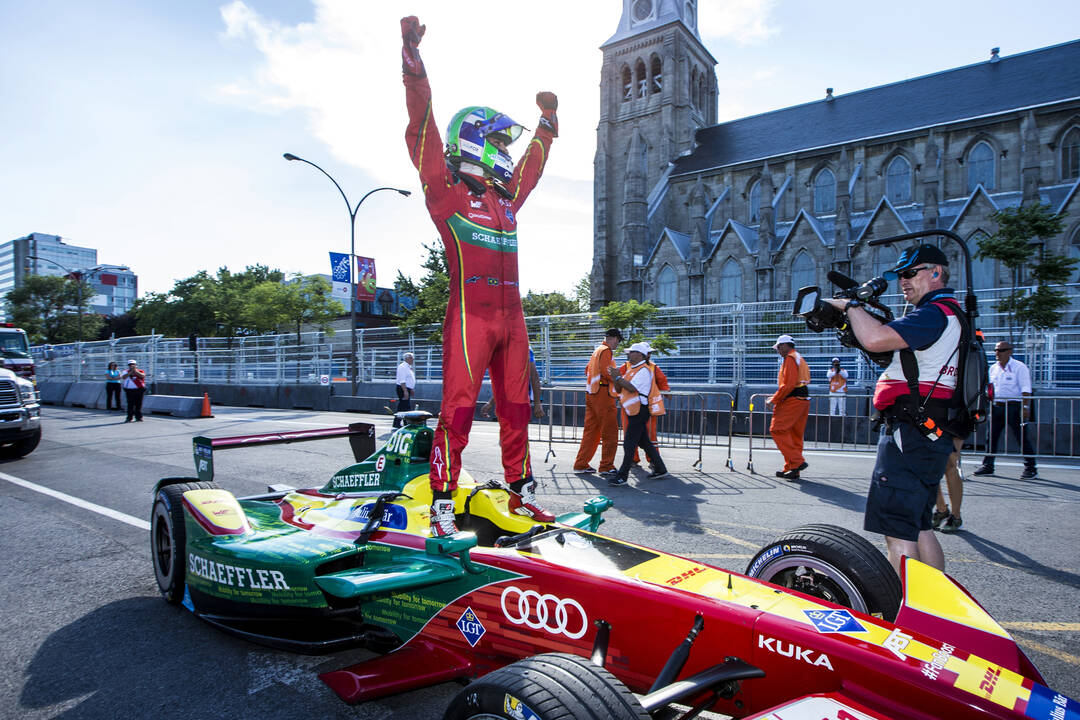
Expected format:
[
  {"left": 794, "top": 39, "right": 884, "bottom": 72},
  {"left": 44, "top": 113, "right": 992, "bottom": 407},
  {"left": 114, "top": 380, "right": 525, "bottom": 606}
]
[{"left": 30, "top": 283, "right": 1080, "bottom": 389}]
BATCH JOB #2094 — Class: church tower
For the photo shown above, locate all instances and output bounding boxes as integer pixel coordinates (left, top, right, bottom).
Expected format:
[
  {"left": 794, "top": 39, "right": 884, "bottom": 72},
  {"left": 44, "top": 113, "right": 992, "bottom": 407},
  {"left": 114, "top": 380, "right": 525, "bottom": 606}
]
[{"left": 592, "top": 0, "right": 717, "bottom": 307}]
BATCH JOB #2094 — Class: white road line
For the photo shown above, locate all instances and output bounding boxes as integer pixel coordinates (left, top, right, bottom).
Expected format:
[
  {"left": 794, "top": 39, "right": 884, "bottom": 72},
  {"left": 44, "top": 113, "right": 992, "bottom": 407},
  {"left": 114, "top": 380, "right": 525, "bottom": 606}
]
[{"left": 0, "top": 471, "right": 150, "bottom": 530}]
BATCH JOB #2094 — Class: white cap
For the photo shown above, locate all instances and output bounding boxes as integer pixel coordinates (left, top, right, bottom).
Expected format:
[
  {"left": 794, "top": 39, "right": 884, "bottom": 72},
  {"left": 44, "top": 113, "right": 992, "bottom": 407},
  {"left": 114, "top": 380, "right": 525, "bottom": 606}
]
[
  {"left": 831, "top": 357, "right": 840, "bottom": 363},
  {"left": 772, "top": 334, "right": 795, "bottom": 348},
  {"left": 127, "top": 359, "right": 137, "bottom": 365},
  {"left": 403, "top": 352, "right": 414, "bottom": 360},
  {"left": 628, "top": 341, "right": 651, "bottom": 355}
]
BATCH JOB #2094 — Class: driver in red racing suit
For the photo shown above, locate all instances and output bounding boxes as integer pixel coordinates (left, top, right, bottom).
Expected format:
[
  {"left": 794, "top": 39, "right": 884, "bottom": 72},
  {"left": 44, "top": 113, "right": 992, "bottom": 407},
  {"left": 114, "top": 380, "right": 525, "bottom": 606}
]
[{"left": 401, "top": 16, "right": 557, "bottom": 536}]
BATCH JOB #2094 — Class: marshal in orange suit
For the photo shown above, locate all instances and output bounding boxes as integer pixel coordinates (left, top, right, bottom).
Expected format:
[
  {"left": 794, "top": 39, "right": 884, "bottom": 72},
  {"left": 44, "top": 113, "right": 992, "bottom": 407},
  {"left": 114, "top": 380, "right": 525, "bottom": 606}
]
[
  {"left": 574, "top": 328, "right": 623, "bottom": 473},
  {"left": 766, "top": 334, "right": 810, "bottom": 481}
]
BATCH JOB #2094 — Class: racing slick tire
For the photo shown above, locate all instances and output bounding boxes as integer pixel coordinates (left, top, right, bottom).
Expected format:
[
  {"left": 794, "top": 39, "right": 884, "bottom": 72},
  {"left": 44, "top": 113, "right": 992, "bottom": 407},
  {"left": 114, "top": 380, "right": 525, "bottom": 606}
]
[
  {"left": 745, "top": 524, "right": 902, "bottom": 621},
  {"left": 151, "top": 479, "right": 219, "bottom": 604},
  {"left": 443, "top": 652, "right": 649, "bottom": 720},
  {"left": 0, "top": 428, "right": 41, "bottom": 459}
]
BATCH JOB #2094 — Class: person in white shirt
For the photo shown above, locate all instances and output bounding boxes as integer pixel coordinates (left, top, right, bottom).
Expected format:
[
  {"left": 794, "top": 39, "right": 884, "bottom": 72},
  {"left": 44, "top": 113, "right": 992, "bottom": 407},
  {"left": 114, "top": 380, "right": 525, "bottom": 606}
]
[
  {"left": 393, "top": 352, "right": 416, "bottom": 428},
  {"left": 826, "top": 357, "right": 848, "bottom": 416},
  {"left": 973, "top": 341, "right": 1037, "bottom": 479},
  {"left": 605, "top": 342, "right": 668, "bottom": 486}
]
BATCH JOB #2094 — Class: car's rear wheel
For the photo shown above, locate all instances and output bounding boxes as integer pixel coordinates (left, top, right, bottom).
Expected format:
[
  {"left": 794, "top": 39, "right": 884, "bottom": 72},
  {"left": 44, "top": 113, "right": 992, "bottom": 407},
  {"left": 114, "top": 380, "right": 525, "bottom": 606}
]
[
  {"left": 745, "top": 524, "right": 901, "bottom": 621},
  {"left": 151, "top": 479, "right": 218, "bottom": 604},
  {"left": 0, "top": 428, "right": 41, "bottom": 459},
  {"left": 443, "top": 652, "right": 648, "bottom": 720}
]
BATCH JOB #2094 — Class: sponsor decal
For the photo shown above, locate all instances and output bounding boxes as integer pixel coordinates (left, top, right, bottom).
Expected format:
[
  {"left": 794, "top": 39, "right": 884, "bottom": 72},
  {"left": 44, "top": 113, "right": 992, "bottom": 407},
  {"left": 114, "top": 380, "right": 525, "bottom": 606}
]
[
  {"left": 980, "top": 665, "right": 1002, "bottom": 697},
  {"left": 331, "top": 472, "right": 382, "bottom": 489},
  {"left": 505, "top": 208, "right": 514, "bottom": 223},
  {"left": 465, "top": 275, "right": 481, "bottom": 285},
  {"left": 487, "top": 277, "right": 499, "bottom": 286},
  {"left": 748, "top": 545, "right": 783, "bottom": 576},
  {"left": 467, "top": 212, "right": 493, "bottom": 221},
  {"left": 188, "top": 553, "right": 289, "bottom": 590},
  {"left": 666, "top": 566, "right": 705, "bottom": 586},
  {"left": 456, "top": 606, "right": 486, "bottom": 647},
  {"left": 503, "top": 694, "right": 540, "bottom": 720},
  {"left": 757, "top": 635, "right": 834, "bottom": 671},
  {"left": 375, "top": 455, "right": 386, "bottom": 472},
  {"left": 385, "top": 432, "right": 413, "bottom": 456},
  {"left": 804, "top": 609, "right": 868, "bottom": 634},
  {"left": 921, "top": 642, "right": 955, "bottom": 680},
  {"left": 500, "top": 586, "right": 588, "bottom": 639},
  {"left": 882, "top": 627, "right": 914, "bottom": 660},
  {"left": 348, "top": 502, "right": 408, "bottom": 530},
  {"left": 431, "top": 446, "right": 445, "bottom": 482},
  {"left": 194, "top": 444, "right": 212, "bottom": 458},
  {"left": 470, "top": 200, "right": 483, "bottom": 208},
  {"left": 470, "top": 230, "right": 517, "bottom": 251},
  {"left": 1024, "top": 684, "right": 1078, "bottom": 720}
]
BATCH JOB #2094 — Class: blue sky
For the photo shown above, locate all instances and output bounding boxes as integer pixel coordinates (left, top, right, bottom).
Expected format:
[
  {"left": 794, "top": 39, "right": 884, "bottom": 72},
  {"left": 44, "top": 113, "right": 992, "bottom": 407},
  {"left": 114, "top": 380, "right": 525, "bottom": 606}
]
[{"left": 3, "top": 0, "right": 1079, "bottom": 298}]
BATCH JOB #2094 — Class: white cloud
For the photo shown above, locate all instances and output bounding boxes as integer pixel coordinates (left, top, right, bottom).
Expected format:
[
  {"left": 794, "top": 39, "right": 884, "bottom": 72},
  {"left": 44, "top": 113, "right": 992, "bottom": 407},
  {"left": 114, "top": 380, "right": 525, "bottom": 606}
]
[{"left": 701, "top": 0, "right": 780, "bottom": 45}]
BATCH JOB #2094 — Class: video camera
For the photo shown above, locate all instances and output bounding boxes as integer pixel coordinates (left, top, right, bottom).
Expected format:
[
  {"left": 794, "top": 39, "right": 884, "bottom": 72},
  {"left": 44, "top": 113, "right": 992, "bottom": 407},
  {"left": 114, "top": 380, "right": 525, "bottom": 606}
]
[{"left": 792, "top": 271, "right": 895, "bottom": 367}]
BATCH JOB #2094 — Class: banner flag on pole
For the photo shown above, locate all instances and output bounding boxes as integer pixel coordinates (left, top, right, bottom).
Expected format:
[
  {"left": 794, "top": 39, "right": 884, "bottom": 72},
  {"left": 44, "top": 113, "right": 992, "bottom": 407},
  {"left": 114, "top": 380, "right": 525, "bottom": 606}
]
[
  {"left": 329, "top": 252, "right": 351, "bottom": 283},
  {"left": 356, "top": 256, "right": 376, "bottom": 301}
]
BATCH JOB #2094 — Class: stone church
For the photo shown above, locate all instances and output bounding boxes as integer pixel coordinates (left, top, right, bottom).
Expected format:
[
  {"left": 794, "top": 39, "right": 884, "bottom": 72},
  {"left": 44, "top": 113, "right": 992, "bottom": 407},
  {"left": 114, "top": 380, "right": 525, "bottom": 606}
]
[{"left": 591, "top": 0, "right": 1080, "bottom": 309}]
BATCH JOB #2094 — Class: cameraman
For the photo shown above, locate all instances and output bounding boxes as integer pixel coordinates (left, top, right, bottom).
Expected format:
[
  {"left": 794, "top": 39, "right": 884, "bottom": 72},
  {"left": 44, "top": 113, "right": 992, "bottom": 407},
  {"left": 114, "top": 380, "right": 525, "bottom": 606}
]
[{"left": 822, "top": 244, "right": 961, "bottom": 575}]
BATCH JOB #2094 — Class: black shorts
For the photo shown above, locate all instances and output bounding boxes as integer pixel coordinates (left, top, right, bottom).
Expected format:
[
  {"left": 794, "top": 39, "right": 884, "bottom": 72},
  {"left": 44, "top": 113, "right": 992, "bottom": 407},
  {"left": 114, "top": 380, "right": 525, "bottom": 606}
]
[{"left": 864, "top": 422, "right": 953, "bottom": 542}]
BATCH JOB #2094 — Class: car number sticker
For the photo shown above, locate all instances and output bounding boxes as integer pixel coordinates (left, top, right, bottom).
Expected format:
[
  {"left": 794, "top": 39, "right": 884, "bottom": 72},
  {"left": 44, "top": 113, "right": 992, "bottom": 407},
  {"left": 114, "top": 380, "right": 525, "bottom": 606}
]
[{"left": 804, "top": 609, "right": 867, "bottom": 634}]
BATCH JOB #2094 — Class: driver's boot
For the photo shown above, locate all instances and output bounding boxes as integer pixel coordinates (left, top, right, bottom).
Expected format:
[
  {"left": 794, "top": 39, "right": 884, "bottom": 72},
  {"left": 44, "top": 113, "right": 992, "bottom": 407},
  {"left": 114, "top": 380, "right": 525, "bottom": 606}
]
[
  {"left": 507, "top": 479, "right": 555, "bottom": 522},
  {"left": 430, "top": 497, "right": 457, "bottom": 537}
]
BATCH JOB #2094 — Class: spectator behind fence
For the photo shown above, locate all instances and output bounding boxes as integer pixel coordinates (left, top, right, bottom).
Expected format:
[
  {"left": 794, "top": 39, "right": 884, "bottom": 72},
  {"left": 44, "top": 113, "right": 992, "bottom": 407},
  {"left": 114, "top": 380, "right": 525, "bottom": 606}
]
[
  {"left": 972, "top": 341, "right": 1038, "bottom": 480},
  {"left": 121, "top": 359, "right": 146, "bottom": 423},
  {"left": 574, "top": 328, "right": 623, "bottom": 474},
  {"left": 766, "top": 335, "right": 810, "bottom": 481},
  {"left": 606, "top": 342, "right": 668, "bottom": 486},
  {"left": 105, "top": 361, "right": 122, "bottom": 411},
  {"left": 827, "top": 357, "right": 848, "bottom": 416},
  {"left": 393, "top": 352, "right": 415, "bottom": 429}
]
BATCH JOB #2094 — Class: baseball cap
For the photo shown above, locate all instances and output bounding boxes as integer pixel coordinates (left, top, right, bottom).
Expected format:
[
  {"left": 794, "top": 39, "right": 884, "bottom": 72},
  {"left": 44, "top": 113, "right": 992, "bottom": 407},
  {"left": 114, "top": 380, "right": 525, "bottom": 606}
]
[
  {"left": 884, "top": 244, "right": 949, "bottom": 280},
  {"left": 831, "top": 357, "right": 840, "bottom": 363},
  {"left": 605, "top": 328, "right": 624, "bottom": 341},
  {"left": 628, "top": 341, "right": 651, "bottom": 355},
  {"left": 772, "top": 334, "right": 795, "bottom": 348},
  {"left": 127, "top": 359, "right": 137, "bottom": 365}
]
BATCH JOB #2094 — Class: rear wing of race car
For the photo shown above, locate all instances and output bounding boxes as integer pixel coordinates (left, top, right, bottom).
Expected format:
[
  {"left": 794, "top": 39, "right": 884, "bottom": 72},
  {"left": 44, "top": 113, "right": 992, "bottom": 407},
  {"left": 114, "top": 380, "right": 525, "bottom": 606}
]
[{"left": 192, "top": 422, "right": 375, "bottom": 484}]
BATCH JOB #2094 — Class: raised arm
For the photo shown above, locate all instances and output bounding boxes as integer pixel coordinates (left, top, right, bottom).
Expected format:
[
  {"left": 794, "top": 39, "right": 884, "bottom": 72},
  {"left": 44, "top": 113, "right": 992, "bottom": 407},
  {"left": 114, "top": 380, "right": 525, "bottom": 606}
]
[
  {"left": 506, "top": 92, "right": 558, "bottom": 211},
  {"left": 401, "top": 16, "right": 451, "bottom": 197}
]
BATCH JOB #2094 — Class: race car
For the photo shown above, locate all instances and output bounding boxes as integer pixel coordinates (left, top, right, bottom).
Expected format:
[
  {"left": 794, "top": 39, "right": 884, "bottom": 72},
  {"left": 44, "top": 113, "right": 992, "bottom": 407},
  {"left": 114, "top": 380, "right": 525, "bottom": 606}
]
[{"left": 150, "top": 411, "right": 1078, "bottom": 720}]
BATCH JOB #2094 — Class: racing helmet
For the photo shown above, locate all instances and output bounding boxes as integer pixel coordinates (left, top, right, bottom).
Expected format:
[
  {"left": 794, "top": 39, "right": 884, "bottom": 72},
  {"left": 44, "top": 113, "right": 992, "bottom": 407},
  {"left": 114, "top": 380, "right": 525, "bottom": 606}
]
[{"left": 445, "top": 106, "right": 525, "bottom": 183}]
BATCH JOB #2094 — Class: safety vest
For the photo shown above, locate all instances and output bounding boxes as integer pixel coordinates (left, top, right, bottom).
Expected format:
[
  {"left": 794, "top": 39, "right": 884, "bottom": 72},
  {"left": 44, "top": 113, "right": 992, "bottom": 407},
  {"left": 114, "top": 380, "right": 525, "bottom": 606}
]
[
  {"left": 779, "top": 350, "right": 812, "bottom": 389},
  {"left": 585, "top": 344, "right": 617, "bottom": 397},
  {"left": 828, "top": 369, "right": 847, "bottom": 393},
  {"left": 620, "top": 362, "right": 666, "bottom": 416}
]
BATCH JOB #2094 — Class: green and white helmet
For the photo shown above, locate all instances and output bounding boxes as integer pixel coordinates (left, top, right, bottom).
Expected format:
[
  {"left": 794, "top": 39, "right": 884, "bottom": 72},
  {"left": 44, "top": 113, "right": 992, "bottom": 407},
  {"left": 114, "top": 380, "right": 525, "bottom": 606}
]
[{"left": 445, "top": 106, "right": 525, "bottom": 182}]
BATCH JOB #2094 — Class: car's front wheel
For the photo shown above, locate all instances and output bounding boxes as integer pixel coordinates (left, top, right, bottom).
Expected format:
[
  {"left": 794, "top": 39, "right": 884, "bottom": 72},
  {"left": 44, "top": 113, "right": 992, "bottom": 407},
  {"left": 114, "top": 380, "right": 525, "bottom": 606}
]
[
  {"left": 443, "top": 652, "right": 648, "bottom": 720},
  {"left": 0, "top": 428, "right": 41, "bottom": 459},
  {"left": 151, "top": 480, "right": 218, "bottom": 604},
  {"left": 745, "top": 523, "right": 902, "bottom": 621}
]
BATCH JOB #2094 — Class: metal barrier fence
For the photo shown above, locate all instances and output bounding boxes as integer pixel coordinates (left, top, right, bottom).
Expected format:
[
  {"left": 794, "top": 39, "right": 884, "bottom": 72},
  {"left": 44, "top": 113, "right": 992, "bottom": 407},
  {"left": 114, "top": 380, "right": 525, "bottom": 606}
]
[
  {"left": 30, "top": 283, "right": 1080, "bottom": 389},
  {"left": 745, "top": 392, "right": 1080, "bottom": 474},
  {"left": 537, "top": 387, "right": 737, "bottom": 472}
]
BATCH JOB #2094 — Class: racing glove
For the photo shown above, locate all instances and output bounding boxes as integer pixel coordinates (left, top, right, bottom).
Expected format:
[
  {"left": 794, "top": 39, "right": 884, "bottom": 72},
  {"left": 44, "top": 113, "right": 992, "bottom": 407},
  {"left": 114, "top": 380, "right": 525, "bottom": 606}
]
[
  {"left": 401, "top": 16, "right": 426, "bottom": 78},
  {"left": 536, "top": 91, "right": 558, "bottom": 137}
]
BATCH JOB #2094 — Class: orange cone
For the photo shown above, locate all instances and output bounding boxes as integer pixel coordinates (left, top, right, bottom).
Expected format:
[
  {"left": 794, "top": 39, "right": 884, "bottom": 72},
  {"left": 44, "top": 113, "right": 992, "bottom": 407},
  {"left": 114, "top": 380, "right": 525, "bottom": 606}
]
[{"left": 201, "top": 392, "right": 213, "bottom": 418}]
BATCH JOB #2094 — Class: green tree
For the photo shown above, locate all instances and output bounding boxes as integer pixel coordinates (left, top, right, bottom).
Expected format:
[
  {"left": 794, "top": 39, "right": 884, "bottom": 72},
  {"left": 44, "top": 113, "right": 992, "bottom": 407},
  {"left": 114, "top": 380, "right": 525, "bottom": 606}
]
[
  {"left": 245, "top": 274, "right": 343, "bottom": 343},
  {"left": 394, "top": 241, "right": 449, "bottom": 342},
  {"left": 597, "top": 299, "right": 677, "bottom": 355},
  {"left": 573, "top": 274, "right": 591, "bottom": 312},
  {"left": 522, "top": 290, "right": 580, "bottom": 317},
  {"left": 977, "top": 203, "right": 1076, "bottom": 334},
  {"left": 4, "top": 274, "right": 103, "bottom": 343}
]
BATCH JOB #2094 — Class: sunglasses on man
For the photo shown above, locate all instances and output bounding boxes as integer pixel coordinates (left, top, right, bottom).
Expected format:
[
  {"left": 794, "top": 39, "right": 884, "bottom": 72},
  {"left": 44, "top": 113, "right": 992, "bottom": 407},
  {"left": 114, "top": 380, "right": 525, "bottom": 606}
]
[{"left": 897, "top": 265, "right": 934, "bottom": 280}]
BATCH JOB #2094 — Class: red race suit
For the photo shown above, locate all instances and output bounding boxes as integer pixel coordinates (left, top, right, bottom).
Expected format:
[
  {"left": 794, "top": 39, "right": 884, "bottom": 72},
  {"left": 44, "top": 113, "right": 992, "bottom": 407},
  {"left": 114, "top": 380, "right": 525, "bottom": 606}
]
[{"left": 403, "top": 72, "right": 555, "bottom": 493}]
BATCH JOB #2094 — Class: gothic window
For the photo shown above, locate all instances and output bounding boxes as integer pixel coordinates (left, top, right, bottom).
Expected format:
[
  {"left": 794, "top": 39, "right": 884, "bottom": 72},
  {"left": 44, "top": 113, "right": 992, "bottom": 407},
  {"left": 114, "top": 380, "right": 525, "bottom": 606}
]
[
  {"left": 872, "top": 245, "right": 898, "bottom": 279},
  {"left": 719, "top": 258, "right": 742, "bottom": 304},
  {"left": 650, "top": 56, "right": 662, "bottom": 94},
  {"left": 886, "top": 156, "right": 912, "bottom": 205},
  {"left": 970, "top": 232, "right": 997, "bottom": 290},
  {"left": 685, "top": 1, "right": 696, "bottom": 29},
  {"left": 1062, "top": 126, "right": 1080, "bottom": 181},
  {"left": 1070, "top": 226, "right": 1080, "bottom": 281},
  {"left": 621, "top": 66, "right": 632, "bottom": 102},
  {"left": 635, "top": 60, "right": 647, "bottom": 99},
  {"left": 749, "top": 180, "right": 762, "bottom": 223},
  {"left": 690, "top": 68, "right": 699, "bottom": 108},
  {"left": 698, "top": 75, "right": 707, "bottom": 111},
  {"left": 657, "top": 266, "right": 678, "bottom": 307},
  {"left": 790, "top": 250, "right": 816, "bottom": 298},
  {"left": 632, "top": 0, "right": 653, "bottom": 23},
  {"left": 967, "top": 141, "right": 995, "bottom": 191},
  {"left": 813, "top": 168, "right": 836, "bottom": 215}
]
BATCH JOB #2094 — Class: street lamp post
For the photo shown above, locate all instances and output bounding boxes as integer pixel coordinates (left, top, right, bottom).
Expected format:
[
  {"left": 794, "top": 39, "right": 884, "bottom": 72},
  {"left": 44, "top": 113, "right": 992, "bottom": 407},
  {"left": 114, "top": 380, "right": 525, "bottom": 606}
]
[
  {"left": 284, "top": 153, "right": 411, "bottom": 396},
  {"left": 26, "top": 256, "right": 115, "bottom": 380}
]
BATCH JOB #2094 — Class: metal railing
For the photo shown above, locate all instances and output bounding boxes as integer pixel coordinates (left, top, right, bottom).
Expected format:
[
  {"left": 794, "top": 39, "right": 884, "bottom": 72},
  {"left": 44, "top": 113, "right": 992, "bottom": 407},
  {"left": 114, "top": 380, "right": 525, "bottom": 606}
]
[{"left": 30, "top": 283, "right": 1080, "bottom": 389}]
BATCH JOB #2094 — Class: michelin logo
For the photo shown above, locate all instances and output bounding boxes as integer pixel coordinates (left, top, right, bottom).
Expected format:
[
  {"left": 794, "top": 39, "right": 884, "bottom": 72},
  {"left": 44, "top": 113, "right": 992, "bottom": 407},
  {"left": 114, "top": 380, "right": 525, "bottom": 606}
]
[{"left": 747, "top": 545, "right": 783, "bottom": 576}]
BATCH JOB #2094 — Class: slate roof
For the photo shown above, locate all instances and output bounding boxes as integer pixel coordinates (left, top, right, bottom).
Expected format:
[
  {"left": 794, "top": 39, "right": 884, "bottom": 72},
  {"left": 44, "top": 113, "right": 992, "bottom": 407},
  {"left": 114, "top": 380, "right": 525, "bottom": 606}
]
[{"left": 672, "top": 40, "right": 1080, "bottom": 177}]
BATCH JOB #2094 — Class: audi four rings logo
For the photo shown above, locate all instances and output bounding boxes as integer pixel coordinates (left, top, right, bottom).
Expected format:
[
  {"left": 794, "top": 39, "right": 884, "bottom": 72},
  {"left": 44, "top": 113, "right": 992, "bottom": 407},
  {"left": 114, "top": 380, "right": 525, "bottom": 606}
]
[{"left": 500, "top": 586, "right": 588, "bottom": 639}]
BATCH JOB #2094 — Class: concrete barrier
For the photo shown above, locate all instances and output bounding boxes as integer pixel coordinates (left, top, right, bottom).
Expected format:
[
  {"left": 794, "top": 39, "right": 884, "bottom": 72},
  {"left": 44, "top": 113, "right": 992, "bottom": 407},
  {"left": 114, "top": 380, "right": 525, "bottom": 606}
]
[
  {"left": 64, "top": 382, "right": 105, "bottom": 409},
  {"left": 279, "top": 385, "right": 331, "bottom": 411},
  {"left": 142, "top": 394, "right": 205, "bottom": 418},
  {"left": 38, "top": 382, "right": 72, "bottom": 406}
]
